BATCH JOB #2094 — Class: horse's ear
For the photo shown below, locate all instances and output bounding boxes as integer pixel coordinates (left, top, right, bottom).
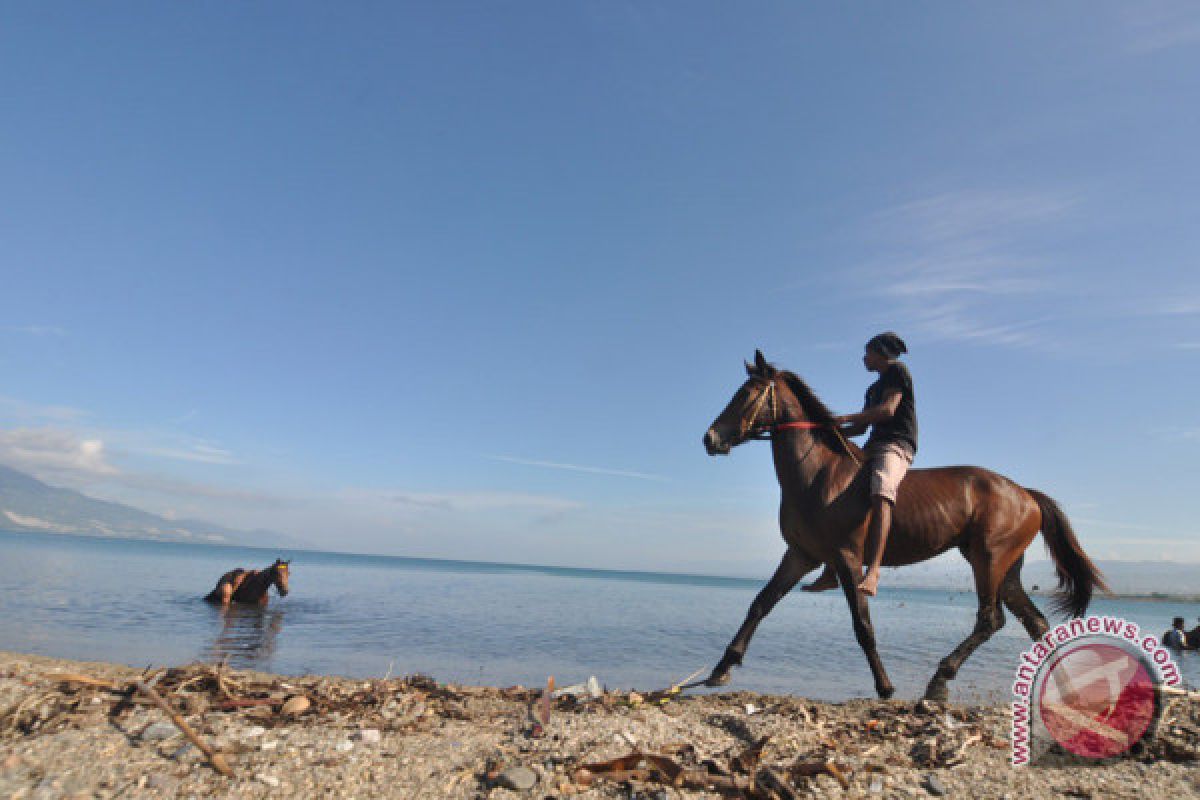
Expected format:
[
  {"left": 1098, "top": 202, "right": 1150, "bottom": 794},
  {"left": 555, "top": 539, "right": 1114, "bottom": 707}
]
[
  {"left": 754, "top": 349, "right": 771, "bottom": 375},
  {"left": 744, "top": 359, "right": 755, "bottom": 376}
]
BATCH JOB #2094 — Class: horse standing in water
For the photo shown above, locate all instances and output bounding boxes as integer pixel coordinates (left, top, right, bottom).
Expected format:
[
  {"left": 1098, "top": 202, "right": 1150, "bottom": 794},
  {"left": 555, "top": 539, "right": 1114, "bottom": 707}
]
[
  {"left": 701, "top": 352, "right": 1107, "bottom": 701},
  {"left": 204, "top": 559, "right": 291, "bottom": 606}
]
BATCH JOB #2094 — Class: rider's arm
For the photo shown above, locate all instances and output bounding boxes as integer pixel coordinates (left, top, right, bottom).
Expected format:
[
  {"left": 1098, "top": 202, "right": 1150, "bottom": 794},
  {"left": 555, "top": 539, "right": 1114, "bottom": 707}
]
[{"left": 835, "top": 390, "right": 901, "bottom": 434}]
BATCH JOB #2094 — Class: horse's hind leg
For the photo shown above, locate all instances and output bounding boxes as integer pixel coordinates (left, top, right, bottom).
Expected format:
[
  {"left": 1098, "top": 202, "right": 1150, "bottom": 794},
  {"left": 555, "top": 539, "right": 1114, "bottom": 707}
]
[
  {"left": 924, "top": 552, "right": 1006, "bottom": 703},
  {"left": 706, "top": 548, "right": 817, "bottom": 687},
  {"left": 832, "top": 547, "right": 894, "bottom": 699},
  {"left": 1000, "top": 556, "right": 1049, "bottom": 641}
]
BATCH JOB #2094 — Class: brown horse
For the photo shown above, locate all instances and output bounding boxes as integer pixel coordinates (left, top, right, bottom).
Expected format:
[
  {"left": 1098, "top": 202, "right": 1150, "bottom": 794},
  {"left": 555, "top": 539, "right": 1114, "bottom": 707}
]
[
  {"left": 701, "top": 351, "right": 1107, "bottom": 701},
  {"left": 203, "top": 559, "right": 291, "bottom": 606}
]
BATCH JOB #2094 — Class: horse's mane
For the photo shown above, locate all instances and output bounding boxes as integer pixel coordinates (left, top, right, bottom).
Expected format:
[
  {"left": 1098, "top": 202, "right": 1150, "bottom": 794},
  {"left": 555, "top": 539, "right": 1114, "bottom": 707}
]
[{"left": 777, "top": 370, "right": 861, "bottom": 459}]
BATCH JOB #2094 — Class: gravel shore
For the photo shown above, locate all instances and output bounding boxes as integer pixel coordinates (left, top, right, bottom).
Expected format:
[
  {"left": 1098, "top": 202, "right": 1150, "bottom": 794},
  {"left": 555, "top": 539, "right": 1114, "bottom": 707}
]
[{"left": 2, "top": 651, "right": 1198, "bottom": 799}]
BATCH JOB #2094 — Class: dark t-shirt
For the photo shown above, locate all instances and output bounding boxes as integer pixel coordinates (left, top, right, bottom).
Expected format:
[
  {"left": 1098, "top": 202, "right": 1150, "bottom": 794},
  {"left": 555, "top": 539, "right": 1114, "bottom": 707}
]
[{"left": 863, "top": 361, "right": 918, "bottom": 453}]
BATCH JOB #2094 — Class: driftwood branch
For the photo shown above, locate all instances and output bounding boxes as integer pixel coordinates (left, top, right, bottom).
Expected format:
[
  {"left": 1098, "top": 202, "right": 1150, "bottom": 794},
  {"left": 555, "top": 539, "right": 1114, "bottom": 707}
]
[
  {"left": 42, "top": 673, "right": 120, "bottom": 691},
  {"left": 134, "top": 680, "right": 233, "bottom": 778}
]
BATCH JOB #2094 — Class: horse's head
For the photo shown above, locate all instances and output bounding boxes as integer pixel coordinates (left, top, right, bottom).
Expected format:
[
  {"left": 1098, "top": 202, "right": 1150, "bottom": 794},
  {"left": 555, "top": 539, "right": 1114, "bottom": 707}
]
[
  {"left": 704, "top": 350, "right": 785, "bottom": 455},
  {"left": 271, "top": 559, "right": 291, "bottom": 597}
]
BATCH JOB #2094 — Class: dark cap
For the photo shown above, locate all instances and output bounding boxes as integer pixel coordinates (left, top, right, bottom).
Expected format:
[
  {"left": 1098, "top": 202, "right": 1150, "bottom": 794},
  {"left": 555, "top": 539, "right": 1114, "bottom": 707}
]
[{"left": 867, "top": 331, "right": 907, "bottom": 359}]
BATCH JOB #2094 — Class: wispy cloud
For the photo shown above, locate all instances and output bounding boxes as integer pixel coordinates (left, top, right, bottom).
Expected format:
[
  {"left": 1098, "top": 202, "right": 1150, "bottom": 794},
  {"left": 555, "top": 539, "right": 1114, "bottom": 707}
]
[
  {"left": 849, "top": 187, "right": 1080, "bottom": 349},
  {"left": 1158, "top": 298, "right": 1200, "bottom": 315},
  {"left": 1120, "top": 3, "right": 1200, "bottom": 54},
  {"left": 1149, "top": 426, "right": 1200, "bottom": 443},
  {"left": 487, "top": 454, "right": 667, "bottom": 482},
  {"left": 0, "top": 425, "right": 267, "bottom": 504},
  {"left": 339, "top": 487, "right": 582, "bottom": 514},
  {"left": 0, "top": 427, "right": 118, "bottom": 478},
  {"left": 900, "top": 303, "right": 1052, "bottom": 348},
  {"left": 6, "top": 325, "right": 67, "bottom": 337},
  {"left": 0, "top": 396, "right": 88, "bottom": 424},
  {"left": 129, "top": 441, "right": 237, "bottom": 465},
  {"left": 872, "top": 190, "right": 1077, "bottom": 246}
]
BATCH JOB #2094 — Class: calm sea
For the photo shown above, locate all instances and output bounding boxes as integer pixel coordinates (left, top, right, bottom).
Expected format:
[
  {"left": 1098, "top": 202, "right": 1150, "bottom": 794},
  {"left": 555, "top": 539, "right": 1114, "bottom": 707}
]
[{"left": 1, "top": 531, "right": 1197, "bottom": 702}]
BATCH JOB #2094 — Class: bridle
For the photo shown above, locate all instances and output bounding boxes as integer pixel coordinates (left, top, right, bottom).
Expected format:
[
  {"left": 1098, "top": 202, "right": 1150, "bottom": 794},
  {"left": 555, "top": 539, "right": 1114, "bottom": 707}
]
[
  {"left": 738, "top": 377, "right": 861, "bottom": 464},
  {"left": 739, "top": 377, "right": 822, "bottom": 441}
]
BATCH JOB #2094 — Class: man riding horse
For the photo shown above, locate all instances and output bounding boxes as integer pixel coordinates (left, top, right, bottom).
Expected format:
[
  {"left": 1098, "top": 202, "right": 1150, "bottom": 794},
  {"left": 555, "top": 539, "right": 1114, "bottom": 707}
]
[
  {"left": 803, "top": 331, "right": 916, "bottom": 596},
  {"left": 701, "top": 349, "right": 1104, "bottom": 700}
]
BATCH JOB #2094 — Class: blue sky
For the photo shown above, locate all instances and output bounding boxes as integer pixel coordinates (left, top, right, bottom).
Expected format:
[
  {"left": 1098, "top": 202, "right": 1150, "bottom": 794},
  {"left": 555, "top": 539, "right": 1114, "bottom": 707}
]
[{"left": 1, "top": 3, "right": 1197, "bottom": 575}]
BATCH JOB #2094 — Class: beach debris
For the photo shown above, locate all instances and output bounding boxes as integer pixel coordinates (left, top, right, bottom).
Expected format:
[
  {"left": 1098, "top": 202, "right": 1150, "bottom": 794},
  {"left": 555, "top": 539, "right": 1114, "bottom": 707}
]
[
  {"left": 572, "top": 735, "right": 846, "bottom": 799},
  {"left": 745, "top": 702, "right": 760, "bottom": 715},
  {"left": 766, "top": 769, "right": 802, "bottom": 800},
  {"left": 732, "top": 735, "right": 770, "bottom": 777},
  {"left": 924, "top": 773, "right": 947, "bottom": 796},
  {"left": 528, "top": 676, "right": 555, "bottom": 738},
  {"left": 539, "top": 676, "right": 554, "bottom": 724},
  {"left": 552, "top": 675, "right": 603, "bottom": 700},
  {"left": 790, "top": 758, "right": 850, "bottom": 790},
  {"left": 257, "top": 773, "right": 280, "bottom": 788},
  {"left": 16, "top": 657, "right": 1196, "bottom": 798},
  {"left": 635, "top": 667, "right": 706, "bottom": 707},
  {"left": 42, "top": 673, "right": 119, "bottom": 691},
  {"left": 280, "top": 695, "right": 311, "bottom": 715},
  {"left": 134, "top": 678, "right": 233, "bottom": 777},
  {"left": 496, "top": 765, "right": 538, "bottom": 791},
  {"left": 215, "top": 695, "right": 276, "bottom": 711}
]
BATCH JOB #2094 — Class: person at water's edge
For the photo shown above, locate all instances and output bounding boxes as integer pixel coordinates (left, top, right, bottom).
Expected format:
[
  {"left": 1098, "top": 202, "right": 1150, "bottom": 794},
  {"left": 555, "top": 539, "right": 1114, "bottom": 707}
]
[
  {"left": 803, "top": 332, "right": 917, "bottom": 596},
  {"left": 1163, "top": 617, "right": 1189, "bottom": 650}
]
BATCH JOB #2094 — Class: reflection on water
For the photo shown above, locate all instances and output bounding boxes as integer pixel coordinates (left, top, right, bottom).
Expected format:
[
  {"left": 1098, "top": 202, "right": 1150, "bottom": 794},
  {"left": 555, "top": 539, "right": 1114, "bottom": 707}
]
[{"left": 203, "top": 605, "right": 285, "bottom": 670}]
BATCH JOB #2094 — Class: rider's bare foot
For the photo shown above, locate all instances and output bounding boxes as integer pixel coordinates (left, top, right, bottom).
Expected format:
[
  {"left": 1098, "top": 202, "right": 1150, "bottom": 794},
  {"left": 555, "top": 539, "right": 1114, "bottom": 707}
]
[
  {"left": 858, "top": 570, "right": 880, "bottom": 596},
  {"left": 802, "top": 567, "right": 840, "bottom": 592}
]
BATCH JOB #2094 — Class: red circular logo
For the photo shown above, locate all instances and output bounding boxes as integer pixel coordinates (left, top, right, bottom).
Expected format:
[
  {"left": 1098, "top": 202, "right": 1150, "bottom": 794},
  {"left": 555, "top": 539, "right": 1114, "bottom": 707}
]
[{"left": 1037, "top": 642, "right": 1157, "bottom": 759}]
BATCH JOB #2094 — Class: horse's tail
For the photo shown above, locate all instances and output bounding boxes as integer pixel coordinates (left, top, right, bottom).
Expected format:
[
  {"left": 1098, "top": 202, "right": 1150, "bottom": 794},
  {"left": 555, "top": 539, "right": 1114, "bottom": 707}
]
[{"left": 1027, "top": 488, "right": 1109, "bottom": 618}]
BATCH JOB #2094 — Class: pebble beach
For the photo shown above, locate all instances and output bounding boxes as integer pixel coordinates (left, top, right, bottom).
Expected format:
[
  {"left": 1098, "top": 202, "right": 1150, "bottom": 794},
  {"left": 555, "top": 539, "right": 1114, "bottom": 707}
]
[{"left": 3, "top": 651, "right": 1199, "bottom": 799}]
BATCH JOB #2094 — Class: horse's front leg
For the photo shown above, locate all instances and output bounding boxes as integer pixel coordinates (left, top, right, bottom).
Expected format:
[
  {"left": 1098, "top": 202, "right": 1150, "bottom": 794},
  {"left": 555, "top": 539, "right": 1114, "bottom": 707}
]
[
  {"left": 832, "top": 547, "right": 895, "bottom": 699},
  {"left": 706, "top": 548, "right": 817, "bottom": 687}
]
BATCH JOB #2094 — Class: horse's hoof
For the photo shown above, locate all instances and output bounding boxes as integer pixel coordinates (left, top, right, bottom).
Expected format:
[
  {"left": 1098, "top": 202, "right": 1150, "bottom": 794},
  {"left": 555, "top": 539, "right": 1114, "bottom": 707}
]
[
  {"left": 705, "top": 669, "right": 732, "bottom": 688},
  {"left": 914, "top": 699, "right": 939, "bottom": 715},
  {"left": 923, "top": 683, "right": 949, "bottom": 704},
  {"left": 877, "top": 684, "right": 895, "bottom": 700}
]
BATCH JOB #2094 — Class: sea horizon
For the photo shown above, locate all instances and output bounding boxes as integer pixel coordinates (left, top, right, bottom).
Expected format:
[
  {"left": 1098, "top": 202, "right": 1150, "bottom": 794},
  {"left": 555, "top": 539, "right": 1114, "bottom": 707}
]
[{"left": 4, "top": 528, "right": 1199, "bottom": 603}]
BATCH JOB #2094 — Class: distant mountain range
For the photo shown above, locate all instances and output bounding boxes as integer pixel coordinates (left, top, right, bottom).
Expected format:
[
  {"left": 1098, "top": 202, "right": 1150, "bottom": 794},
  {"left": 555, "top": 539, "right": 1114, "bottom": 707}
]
[{"left": 0, "top": 464, "right": 301, "bottom": 548}]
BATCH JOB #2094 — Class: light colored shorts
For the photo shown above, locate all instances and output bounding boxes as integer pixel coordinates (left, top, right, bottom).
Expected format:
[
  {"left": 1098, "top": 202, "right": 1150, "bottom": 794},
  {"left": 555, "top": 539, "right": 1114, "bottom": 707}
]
[{"left": 867, "top": 442, "right": 914, "bottom": 503}]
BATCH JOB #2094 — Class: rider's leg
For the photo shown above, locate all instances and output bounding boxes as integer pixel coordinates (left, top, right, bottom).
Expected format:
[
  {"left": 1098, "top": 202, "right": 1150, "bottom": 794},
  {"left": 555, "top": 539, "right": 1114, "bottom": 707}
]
[
  {"left": 858, "top": 496, "right": 891, "bottom": 596},
  {"left": 801, "top": 563, "right": 840, "bottom": 592},
  {"left": 858, "top": 442, "right": 911, "bottom": 596}
]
